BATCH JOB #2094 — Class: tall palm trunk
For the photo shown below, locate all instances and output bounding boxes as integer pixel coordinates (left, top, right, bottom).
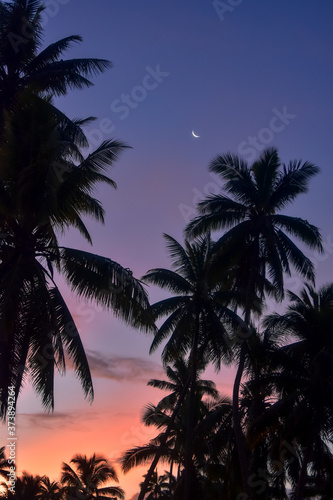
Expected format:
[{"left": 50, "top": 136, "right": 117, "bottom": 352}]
[
  {"left": 232, "top": 318, "right": 252, "bottom": 499},
  {"left": 169, "top": 459, "right": 174, "bottom": 498},
  {"left": 232, "top": 260, "right": 257, "bottom": 500},
  {"left": 184, "top": 312, "right": 200, "bottom": 500},
  {"left": 295, "top": 441, "right": 312, "bottom": 500},
  {"left": 138, "top": 374, "right": 192, "bottom": 500}
]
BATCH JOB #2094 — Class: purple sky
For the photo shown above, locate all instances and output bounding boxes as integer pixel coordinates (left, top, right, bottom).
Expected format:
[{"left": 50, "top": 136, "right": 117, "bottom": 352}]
[{"left": 1, "top": 1, "right": 332, "bottom": 497}]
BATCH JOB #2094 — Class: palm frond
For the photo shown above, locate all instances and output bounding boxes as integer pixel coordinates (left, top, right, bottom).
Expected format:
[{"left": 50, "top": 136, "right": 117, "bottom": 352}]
[
  {"left": 25, "top": 35, "right": 83, "bottom": 71},
  {"left": 251, "top": 147, "right": 280, "bottom": 204},
  {"left": 270, "top": 160, "right": 320, "bottom": 211},
  {"left": 275, "top": 230, "right": 315, "bottom": 282},
  {"left": 96, "top": 486, "right": 125, "bottom": 499},
  {"left": 121, "top": 445, "right": 173, "bottom": 473},
  {"left": 60, "top": 247, "right": 151, "bottom": 329},
  {"left": 149, "top": 307, "right": 188, "bottom": 354},
  {"left": 163, "top": 233, "right": 196, "bottom": 281},
  {"left": 272, "top": 214, "right": 323, "bottom": 251},
  {"left": 185, "top": 195, "right": 247, "bottom": 239},
  {"left": 209, "top": 152, "right": 257, "bottom": 205},
  {"left": 142, "top": 268, "right": 192, "bottom": 295},
  {"left": 78, "top": 139, "right": 129, "bottom": 178},
  {"left": 50, "top": 287, "right": 94, "bottom": 402},
  {"left": 30, "top": 58, "right": 112, "bottom": 95}
]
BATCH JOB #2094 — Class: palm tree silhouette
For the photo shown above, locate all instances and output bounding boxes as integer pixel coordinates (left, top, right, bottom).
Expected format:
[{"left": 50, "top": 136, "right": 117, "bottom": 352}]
[
  {"left": 138, "top": 233, "right": 240, "bottom": 500},
  {"left": 3, "top": 471, "right": 44, "bottom": 499},
  {"left": 139, "top": 470, "right": 172, "bottom": 500},
  {"left": 261, "top": 283, "right": 333, "bottom": 500},
  {"left": 0, "top": 0, "right": 111, "bottom": 133},
  {"left": 148, "top": 357, "right": 219, "bottom": 411},
  {"left": 185, "top": 147, "right": 323, "bottom": 496},
  {"left": 61, "top": 453, "right": 124, "bottom": 500},
  {"left": 39, "top": 476, "right": 65, "bottom": 499},
  {"left": 0, "top": 93, "right": 150, "bottom": 418},
  {"left": 238, "top": 327, "right": 291, "bottom": 499},
  {"left": 122, "top": 357, "right": 234, "bottom": 500}
]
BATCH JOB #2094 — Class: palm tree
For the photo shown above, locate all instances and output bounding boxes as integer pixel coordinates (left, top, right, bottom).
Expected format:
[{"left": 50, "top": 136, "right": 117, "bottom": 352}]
[
  {"left": 240, "top": 331, "right": 291, "bottom": 500},
  {"left": 61, "top": 453, "right": 124, "bottom": 500},
  {"left": 261, "top": 283, "right": 333, "bottom": 500},
  {"left": 0, "top": 1, "right": 152, "bottom": 418},
  {"left": 121, "top": 358, "right": 220, "bottom": 470},
  {"left": 3, "top": 471, "right": 44, "bottom": 499},
  {"left": 0, "top": 92, "right": 151, "bottom": 419},
  {"left": 147, "top": 357, "right": 219, "bottom": 411},
  {"left": 185, "top": 147, "right": 323, "bottom": 496},
  {"left": 139, "top": 470, "right": 172, "bottom": 500},
  {"left": 0, "top": 447, "right": 9, "bottom": 481},
  {"left": 122, "top": 358, "right": 234, "bottom": 500},
  {"left": 138, "top": 233, "right": 241, "bottom": 500},
  {"left": 39, "top": 476, "right": 65, "bottom": 499},
  {"left": 0, "top": 0, "right": 111, "bottom": 132}
]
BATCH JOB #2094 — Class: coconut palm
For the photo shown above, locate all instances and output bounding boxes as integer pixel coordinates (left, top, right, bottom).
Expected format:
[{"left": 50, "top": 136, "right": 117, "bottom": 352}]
[
  {"left": 261, "top": 283, "right": 333, "bottom": 500},
  {"left": 0, "top": 0, "right": 111, "bottom": 128},
  {"left": 0, "top": 1, "right": 152, "bottom": 419},
  {"left": 123, "top": 358, "right": 234, "bottom": 500},
  {"left": 122, "top": 358, "right": 220, "bottom": 472},
  {"left": 61, "top": 453, "right": 124, "bottom": 500},
  {"left": 39, "top": 476, "right": 65, "bottom": 499},
  {"left": 148, "top": 357, "right": 220, "bottom": 410},
  {"left": 139, "top": 470, "right": 172, "bottom": 500},
  {"left": 2, "top": 472, "right": 44, "bottom": 499},
  {"left": 138, "top": 233, "right": 243, "bottom": 500},
  {"left": 0, "top": 92, "right": 150, "bottom": 419},
  {"left": 185, "top": 147, "right": 323, "bottom": 496},
  {"left": 240, "top": 340, "right": 291, "bottom": 500}
]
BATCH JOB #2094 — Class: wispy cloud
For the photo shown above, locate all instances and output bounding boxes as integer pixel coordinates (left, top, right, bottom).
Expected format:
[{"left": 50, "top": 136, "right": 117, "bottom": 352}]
[
  {"left": 84, "top": 350, "right": 164, "bottom": 383},
  {"left": 19, "top": 411, "right": 77, "bottom": 430},
  {"left": 19, "top": 410, "right": 101, "bottom": 430}
]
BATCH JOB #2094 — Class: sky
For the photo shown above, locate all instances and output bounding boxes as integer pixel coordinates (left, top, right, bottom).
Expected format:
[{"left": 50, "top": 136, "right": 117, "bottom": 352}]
[{"left": 1, "top": 1, "right": 333, "bottom": 498}]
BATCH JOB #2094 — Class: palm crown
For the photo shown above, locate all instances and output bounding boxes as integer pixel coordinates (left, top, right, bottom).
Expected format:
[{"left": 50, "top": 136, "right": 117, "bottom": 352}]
[
  {"left": 0, "top": 0, "right": 111, "bottom": 109},
  {"left": 142, "top": 233, "right": 240, "bottom": 368},
  {"left": 61, "top": 453, "right": 125, "bottom": 500},
  {"left": 186, "top": 148, "right": 323, "bottom": 302},
  {"left": 0, "top": 21, "right": 150, "bottom": 418}
]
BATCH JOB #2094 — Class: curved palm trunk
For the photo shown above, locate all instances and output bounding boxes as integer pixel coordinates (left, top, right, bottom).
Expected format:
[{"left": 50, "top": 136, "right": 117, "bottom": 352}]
[
  {"left": 138, "top": 374, "right": 192, "bottom": 500},
  {"left": 183, "top": 313, "right": 200, "bottom": 500}
]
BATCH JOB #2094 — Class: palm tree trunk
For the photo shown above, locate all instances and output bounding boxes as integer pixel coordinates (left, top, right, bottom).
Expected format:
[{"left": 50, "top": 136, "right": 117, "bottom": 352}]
[
  {"left": 231, "top": 244, "right": 261, "bottom": 500},
  {"left": 295, "top": 442, "right": 311, "bottom": 500},
  {"left": 183, "top": 313, "right": 200, "bottom": 500},
  {"left": 169, "top": 459, "right": 174, "bottom": 498},
  {"left": 232, "top": 273, "right": 256, "bottom": 500},
  {"left": 232, "top": 340, "right": 252, "bottom": 499},
  {"left": 138, "top": 374, "right": 192, "bottom": 500}
]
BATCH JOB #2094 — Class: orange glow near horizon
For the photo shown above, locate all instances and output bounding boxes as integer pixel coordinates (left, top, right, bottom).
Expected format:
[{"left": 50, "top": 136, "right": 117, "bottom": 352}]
[{"left": 1, "top": 365, "right": 234, "bottom": 499}]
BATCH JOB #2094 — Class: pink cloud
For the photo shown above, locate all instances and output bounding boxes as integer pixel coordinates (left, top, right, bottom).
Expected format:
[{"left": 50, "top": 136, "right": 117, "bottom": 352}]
[{"left": 84, "top": 349, "right": 164, "bottom": 383}]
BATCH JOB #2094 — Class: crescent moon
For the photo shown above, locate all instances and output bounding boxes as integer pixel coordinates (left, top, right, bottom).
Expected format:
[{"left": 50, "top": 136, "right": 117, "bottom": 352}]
[{"left": 192, "top": 130, "right": 200, "bottom": 138}]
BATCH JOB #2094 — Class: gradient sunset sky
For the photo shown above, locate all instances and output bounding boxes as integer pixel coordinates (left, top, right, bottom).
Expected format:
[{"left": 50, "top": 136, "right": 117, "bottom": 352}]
[{"left": 1, "top": 1, "right": 332, "bottom": 498}]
